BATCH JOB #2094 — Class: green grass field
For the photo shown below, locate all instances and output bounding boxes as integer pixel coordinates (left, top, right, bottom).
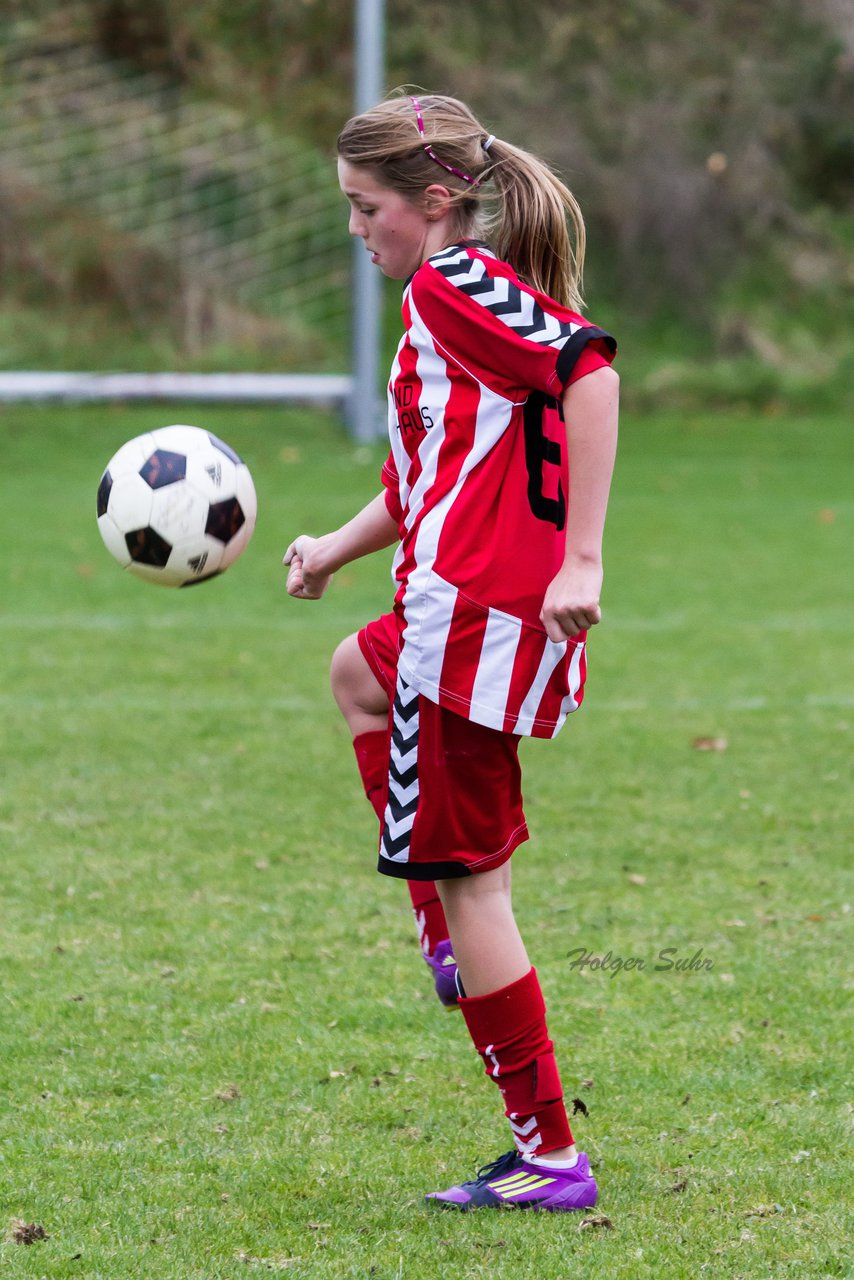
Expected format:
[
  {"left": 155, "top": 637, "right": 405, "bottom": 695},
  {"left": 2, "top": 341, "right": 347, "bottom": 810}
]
[{"left": 0, "top": 402, "right": 851, "bottom": 1279}]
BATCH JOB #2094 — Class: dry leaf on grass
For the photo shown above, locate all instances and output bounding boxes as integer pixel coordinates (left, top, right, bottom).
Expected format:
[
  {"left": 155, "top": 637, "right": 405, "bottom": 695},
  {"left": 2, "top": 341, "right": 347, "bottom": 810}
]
[
  {"left": 236, "top": 1249, "right": 300, "bottom": 1269},
  {"left": 692, "top": 736, "right": 728, "bottom": 751},
  {"left": 580, "top": 1214, "right": 614, "bottom": 1230},
  {"left": 214, "top": 1083, "right": 241, "bottom": 1102},
  {"left": 744, "top": 1203, "right": 784, "bottom": 1218},
  {"left": 10, "top": 1220, "right": 49, "bottom": 1245}
]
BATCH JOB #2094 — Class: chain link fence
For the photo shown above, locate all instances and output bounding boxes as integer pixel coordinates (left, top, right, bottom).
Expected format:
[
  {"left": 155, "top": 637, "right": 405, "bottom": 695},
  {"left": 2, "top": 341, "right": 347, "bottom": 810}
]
[{"left": 0, "top": 19, "right": 354, "bottom": 376}]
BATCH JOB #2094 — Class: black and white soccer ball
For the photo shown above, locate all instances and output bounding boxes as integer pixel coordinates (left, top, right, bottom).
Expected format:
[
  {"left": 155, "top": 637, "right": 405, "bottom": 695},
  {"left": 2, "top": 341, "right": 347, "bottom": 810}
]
[{"left": 96, "top": 425, "right": 257, "bottom": 587}]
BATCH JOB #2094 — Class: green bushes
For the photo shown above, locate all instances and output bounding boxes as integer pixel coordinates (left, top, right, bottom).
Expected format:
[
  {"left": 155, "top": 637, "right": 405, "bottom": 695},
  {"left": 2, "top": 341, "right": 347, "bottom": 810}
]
[{"left": 1, "top": 0, "right": 851, "bottom": 403}]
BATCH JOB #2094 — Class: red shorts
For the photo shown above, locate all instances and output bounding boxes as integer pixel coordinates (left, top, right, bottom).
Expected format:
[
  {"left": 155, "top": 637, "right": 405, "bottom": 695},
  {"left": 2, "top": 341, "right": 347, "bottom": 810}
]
[{"left": 358, "top": 613, "right": 529, "bottom": 881}]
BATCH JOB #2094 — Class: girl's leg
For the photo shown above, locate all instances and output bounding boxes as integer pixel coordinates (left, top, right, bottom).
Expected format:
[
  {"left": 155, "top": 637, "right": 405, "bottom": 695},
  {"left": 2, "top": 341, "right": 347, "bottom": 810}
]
[
  {"left": 434, "top": 862, "right": 528, "bottom": 996},
  {"left": 330, "top": 631, "right": 389, "bottom": 737},
  {"left": 437, "top": 865, "right": 575, "bottom": 1162},
  {"left": 331, "top": 634, "right": 454, "bottom": 995}
]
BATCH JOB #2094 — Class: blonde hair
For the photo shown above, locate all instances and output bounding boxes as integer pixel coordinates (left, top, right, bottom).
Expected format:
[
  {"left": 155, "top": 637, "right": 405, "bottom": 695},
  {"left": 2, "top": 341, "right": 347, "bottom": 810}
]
[{"left": 337, "top": 91, "right": 586, "bottom": 310}]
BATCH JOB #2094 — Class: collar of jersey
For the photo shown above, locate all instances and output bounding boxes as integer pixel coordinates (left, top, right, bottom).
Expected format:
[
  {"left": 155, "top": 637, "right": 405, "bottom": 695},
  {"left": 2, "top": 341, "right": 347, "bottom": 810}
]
[{"left": 405, "top": 239, "right": 494, "bottom": 288}]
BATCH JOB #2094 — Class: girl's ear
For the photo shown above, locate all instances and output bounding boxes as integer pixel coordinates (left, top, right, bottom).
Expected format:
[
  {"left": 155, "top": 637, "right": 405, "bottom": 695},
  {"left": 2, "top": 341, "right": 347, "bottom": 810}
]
[{"left": 424, "top": 183, "right": 454, "bottom": 222}]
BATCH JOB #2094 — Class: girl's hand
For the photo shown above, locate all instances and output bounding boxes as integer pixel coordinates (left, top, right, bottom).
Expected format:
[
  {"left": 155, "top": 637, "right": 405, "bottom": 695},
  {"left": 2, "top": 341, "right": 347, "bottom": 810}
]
[
  {"left": 540, "top": 557, "right": 604, "bottom": 642},
  {"left": 283, "top": 534, "right": 333, "bottom": 599},
  {"left": 282, "top": 494, "right": 399, "bottom": 602}
]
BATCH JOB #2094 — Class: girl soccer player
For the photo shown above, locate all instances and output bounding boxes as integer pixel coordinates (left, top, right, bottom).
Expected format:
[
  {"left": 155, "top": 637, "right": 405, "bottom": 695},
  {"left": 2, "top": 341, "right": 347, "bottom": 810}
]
[{"left": 284, "top": 92, "right": 618, "bottom": 1211}]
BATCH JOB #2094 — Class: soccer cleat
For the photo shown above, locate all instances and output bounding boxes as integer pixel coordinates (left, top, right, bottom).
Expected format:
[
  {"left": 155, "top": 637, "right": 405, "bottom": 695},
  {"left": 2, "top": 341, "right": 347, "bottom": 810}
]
[
  {"left": 424, "top": 938, "right": 459, "bottom": 1007},
  {"left": 425, "top": 1149, "right": 598, "bottom": 1212}
]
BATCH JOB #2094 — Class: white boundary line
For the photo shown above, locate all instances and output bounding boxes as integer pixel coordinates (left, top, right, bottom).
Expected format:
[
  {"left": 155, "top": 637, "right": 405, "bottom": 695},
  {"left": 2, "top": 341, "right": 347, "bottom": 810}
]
[{"left": 0, "top": 372, "right": 352, "bottom": 405}]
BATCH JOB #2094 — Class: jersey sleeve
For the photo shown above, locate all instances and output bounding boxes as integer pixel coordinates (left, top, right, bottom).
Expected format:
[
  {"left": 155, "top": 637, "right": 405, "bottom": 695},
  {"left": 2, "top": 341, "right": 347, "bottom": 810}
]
[
  {"left": 411, "top": 249, "right": 616, "bottom": 401},
  {"left": 381, "top": 450, "right": 403, "bottom": 525},
  {"left": 565, "top": 344, "right": 611, "bottom": 385}
]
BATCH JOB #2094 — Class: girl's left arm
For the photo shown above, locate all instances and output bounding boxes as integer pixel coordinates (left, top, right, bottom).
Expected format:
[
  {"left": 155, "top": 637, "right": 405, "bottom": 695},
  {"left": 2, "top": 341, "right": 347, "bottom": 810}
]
[{"left": 540, "top": 365, "right": 620, "bottom": 643}]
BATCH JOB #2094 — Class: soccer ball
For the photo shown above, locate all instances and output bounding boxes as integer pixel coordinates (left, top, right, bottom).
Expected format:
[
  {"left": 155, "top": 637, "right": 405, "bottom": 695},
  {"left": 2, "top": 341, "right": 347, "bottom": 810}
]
[{"left": 96, "top": 425, "right": 257, "bottom": 587}]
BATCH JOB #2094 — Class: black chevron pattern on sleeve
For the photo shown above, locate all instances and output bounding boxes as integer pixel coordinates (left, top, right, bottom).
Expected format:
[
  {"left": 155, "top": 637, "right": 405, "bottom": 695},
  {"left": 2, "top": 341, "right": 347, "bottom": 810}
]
[
  {"left": 429, "top": 247, "right": 617, "bottom": 368},
  {"left": 428, "top": 247, "right": 580, "bottom": 349}
]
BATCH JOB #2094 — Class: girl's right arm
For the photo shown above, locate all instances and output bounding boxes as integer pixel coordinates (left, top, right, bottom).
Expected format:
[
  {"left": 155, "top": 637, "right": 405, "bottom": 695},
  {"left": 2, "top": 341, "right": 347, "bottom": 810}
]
[{"left": 283, "top": 492, "right": 399, "bottom": 600}]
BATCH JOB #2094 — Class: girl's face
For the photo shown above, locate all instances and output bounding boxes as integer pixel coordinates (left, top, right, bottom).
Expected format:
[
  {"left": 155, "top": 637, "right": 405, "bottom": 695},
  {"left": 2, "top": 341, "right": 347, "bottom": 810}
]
[{"left": 338, "top": 158, "right": 450, "bottom": 279}]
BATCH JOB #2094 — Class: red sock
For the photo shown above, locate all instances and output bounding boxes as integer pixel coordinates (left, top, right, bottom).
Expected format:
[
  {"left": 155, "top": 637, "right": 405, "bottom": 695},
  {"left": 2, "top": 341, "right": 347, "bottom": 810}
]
[
  {"left": 351, "top": 731, "right": 450, "bottom": 958},
  {"left": 458, "top": 967, "right": 573, "bottom": 1157},
  {"left": 407, "top": 880, "right": 451, "bottom": 959},
  {"left": 352, "top": 730, "right": 388, "bottom": 822}
]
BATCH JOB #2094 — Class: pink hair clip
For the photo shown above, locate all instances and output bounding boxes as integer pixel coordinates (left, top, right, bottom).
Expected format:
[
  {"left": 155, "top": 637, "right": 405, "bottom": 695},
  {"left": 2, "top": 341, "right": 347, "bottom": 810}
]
[{"left": 410, "top": 96, "right": 480, "bottom": 188}]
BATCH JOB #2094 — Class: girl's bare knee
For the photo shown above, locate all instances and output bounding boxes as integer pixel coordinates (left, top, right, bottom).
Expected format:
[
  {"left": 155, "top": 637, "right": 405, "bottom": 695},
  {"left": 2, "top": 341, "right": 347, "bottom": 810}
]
[
  {"left": 330, "top": 634, "right": 360, "bottom": 704},
  {"left": 438, "top": 863, "right": 512, "bottom": 907},
  {"left": 330, "top": 633, "right": 389, "bottom": 728}
]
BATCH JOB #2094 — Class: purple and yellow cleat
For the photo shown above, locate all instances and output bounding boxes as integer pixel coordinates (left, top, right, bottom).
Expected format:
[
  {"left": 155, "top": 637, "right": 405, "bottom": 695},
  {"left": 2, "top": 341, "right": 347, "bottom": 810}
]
[
  {"left": 426, "top": 1149, "right": 598, "bottom": 1212},
  {"left": 424, "top": 938, "right": 460, "bottom": 1008}
]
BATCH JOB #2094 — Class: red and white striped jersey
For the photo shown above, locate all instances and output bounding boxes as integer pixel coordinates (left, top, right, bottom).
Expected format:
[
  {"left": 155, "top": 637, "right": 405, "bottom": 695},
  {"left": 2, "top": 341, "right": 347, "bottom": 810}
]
[{"left": 382, "top": 241, "right": 616, "bottom": 740}]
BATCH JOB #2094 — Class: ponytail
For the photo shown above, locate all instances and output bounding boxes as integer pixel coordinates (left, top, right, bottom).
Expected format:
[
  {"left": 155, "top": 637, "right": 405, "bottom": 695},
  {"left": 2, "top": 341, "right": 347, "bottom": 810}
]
[
  {"left": 338, "top": 91, "right": 586, "bottom": 310},
  {"left": 483, "top": 139, "right": 586, "bottom": 311}
]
